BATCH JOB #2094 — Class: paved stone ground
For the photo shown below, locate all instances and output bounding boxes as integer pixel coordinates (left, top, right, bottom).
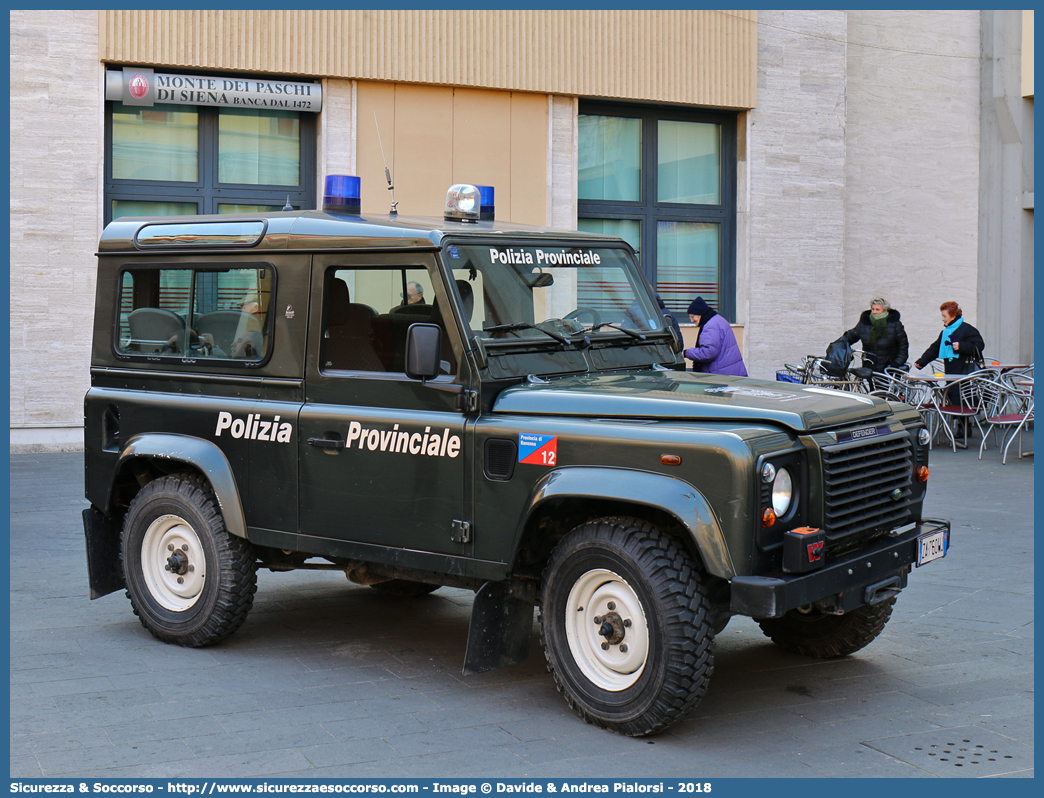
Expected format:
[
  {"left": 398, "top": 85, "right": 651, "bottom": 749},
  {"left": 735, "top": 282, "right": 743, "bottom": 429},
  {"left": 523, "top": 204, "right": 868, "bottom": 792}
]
[{"left": 9, "top": 433, "right": 1033, "bottom": 779}]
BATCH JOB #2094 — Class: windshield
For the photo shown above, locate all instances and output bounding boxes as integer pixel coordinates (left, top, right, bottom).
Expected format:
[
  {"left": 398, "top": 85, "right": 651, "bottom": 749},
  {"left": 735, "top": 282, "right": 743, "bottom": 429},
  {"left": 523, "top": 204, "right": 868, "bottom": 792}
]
[{"left": 442, "top": 244, "right": 665, "bottom": 344}]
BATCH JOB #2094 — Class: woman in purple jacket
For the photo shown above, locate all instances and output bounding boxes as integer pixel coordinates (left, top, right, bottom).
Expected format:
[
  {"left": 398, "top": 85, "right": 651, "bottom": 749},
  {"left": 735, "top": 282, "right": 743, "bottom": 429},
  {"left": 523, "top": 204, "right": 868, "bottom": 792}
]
[{"left": 683, "top": 297, "right": 748, "bottom": 376}]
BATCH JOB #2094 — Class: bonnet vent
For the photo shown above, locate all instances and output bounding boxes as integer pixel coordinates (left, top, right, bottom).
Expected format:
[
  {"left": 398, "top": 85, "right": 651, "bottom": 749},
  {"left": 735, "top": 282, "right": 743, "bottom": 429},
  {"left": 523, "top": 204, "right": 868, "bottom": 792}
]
[{"left": 484, "top": 438, "right": 517, "bottom": 481}]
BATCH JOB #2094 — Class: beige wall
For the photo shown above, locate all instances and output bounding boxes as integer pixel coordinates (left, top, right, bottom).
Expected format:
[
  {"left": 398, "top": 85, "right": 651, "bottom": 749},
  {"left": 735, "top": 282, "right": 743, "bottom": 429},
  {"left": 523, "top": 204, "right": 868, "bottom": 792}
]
[
  {"left": 844, "top": 11, "right": 982, "bottom": 362},
  {"left": 10, "top": 10, "right": 103, "bottom": 451},
  {"left": 353, "top": 82, "right": 548, "bottom": 225},
  {"left": 99, "top": 10, "right": 757, "bottom": 110}
]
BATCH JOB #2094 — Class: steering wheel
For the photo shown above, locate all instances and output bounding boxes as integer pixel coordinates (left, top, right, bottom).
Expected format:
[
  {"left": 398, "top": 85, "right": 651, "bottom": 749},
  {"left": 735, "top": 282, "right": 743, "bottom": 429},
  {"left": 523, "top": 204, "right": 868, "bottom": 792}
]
[{"left": 564, "top": 307, "right": 601, "bottom": 327}]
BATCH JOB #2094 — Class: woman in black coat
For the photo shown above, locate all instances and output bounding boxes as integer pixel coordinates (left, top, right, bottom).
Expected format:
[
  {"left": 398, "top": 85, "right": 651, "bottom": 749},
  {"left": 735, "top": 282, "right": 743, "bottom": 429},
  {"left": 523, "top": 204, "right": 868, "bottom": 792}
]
[
  {"left": 913, "top": 301, "right": 985, "bottom": 376},
  {"left": 837, "top": 297, "right": 909, "bottom": 371}
]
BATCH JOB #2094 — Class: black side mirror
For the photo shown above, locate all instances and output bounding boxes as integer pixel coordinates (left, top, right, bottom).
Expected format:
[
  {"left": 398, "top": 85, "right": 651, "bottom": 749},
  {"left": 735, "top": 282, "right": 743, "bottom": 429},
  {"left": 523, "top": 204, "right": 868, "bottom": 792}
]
[
  {"left": 665, "top": 315, "right": 683, "bottom": 353},
  {"left": 405, "top": 323, "right": 442, "bottom": 382}
]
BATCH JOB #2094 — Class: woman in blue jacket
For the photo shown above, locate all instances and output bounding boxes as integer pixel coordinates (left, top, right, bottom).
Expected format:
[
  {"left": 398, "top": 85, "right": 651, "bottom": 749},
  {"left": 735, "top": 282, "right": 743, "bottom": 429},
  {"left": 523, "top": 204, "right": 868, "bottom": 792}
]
[{"left": 683, "top": 297, "right": 748, "bottom": 376}]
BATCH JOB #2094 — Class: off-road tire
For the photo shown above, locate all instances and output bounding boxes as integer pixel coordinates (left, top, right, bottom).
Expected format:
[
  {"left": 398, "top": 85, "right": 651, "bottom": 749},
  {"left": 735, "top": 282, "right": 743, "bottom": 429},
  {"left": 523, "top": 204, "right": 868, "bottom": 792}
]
[
  {"left": 121, "top": 473, "right": 257, "bottom": 647},
  {"left": 369, "top": 580, "right": 440, "bottom": 597},
  {"left": 757, "top": 599, "right": 895, "bottom": 658},
  {"left": 539, "top": 517, "right": 714, "bottom": 737}
]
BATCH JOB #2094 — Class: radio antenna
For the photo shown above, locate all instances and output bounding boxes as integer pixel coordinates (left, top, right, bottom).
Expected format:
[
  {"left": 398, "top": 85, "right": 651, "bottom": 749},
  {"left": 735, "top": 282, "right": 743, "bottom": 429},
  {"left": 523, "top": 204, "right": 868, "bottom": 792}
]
[{"left": 374, "top": 112, "right": 398, "bottom": 216}]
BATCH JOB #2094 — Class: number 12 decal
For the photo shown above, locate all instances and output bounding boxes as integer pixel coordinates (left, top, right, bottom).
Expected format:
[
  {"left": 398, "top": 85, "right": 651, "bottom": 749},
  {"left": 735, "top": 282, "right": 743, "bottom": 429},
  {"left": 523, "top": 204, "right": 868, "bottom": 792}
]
[{"left": 519, "top": 433, "right": 558, "bottom": 466}]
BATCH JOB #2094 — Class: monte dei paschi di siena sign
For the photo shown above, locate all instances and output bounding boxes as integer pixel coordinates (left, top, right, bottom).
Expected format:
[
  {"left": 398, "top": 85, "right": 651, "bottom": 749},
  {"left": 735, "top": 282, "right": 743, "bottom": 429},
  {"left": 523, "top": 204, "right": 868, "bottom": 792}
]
[{"left": 106, "top": 67, "right": 323, "bottom": 112}]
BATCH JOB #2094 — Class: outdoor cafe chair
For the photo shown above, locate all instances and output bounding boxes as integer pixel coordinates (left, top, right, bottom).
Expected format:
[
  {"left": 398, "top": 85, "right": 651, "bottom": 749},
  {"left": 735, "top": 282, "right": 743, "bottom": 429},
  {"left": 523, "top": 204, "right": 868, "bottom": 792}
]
[
  {"left": 935, "top": 371, "right": 988, "bottom": 452},
  {"left": 978, "top": 376, "right": 1034, "bottom": 464}
]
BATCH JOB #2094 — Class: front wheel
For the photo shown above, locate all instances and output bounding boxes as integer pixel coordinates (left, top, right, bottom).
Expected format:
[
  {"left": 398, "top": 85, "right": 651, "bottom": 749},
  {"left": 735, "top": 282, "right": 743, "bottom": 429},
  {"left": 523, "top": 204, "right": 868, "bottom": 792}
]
[
  {"left": 540, "top": 517, "right": 714, "bottom": 736},
  {"left": 121, "top": 474, "right": 257, "bottom": 647},
  {"left": 757, "top": 599, "right": 895, "bottom": 658}
]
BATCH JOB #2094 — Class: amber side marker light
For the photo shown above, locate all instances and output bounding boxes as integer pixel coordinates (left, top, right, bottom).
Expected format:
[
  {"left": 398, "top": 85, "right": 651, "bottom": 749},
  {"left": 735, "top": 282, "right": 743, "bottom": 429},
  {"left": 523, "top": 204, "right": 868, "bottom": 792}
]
[
  {"left": 660, "top": 454, "right": 682, "bottom": 466},
  {"left": 761, "top": 507, "right": 776, "bottom": 528},
  {"left": 916, "top": 466, "right": 929, "bottom": 482}
]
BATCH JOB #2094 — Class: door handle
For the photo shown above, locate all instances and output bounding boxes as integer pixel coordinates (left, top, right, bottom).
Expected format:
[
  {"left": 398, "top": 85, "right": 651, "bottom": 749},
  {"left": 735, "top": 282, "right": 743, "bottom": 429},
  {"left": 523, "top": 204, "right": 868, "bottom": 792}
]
[{"left": 307, "top": 437, "right": 345, "bottom": 450}]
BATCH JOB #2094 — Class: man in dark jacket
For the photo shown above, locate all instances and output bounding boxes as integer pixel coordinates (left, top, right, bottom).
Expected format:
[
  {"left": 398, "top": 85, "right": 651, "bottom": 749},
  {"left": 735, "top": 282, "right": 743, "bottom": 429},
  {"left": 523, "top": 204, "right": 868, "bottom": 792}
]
[
  {"left": 683, "top": 297, "right": 747, "bottom": 376},
  {"left": 836, "top": 297, "right": 909, "bottom": 371}
]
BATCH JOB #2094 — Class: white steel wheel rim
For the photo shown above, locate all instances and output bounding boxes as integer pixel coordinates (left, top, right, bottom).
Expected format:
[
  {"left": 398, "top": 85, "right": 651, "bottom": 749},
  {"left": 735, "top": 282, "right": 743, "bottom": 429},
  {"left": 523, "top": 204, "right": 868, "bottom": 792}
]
[
  {"left": 564, "top": 568, "right": 650, "bottom": 691},
  {"left": 140, "top": 514, "right": 206, "bottom": 611}
]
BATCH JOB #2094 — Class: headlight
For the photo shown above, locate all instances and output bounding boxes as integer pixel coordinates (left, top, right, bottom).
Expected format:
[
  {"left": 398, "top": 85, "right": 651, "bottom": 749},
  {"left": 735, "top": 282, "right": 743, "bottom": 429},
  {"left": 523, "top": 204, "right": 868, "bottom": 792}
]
[{"left": 771, "top": 467, "right": 794, "bottom": 516}]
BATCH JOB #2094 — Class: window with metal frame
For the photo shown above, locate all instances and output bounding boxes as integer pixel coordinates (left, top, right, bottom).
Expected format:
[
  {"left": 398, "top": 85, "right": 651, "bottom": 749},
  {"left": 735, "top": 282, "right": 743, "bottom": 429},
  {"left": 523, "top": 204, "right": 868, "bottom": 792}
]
[
  {"left": 104, "top": 86, "right": 317, "bottom": 224},
  {"left": 577, "top": 102, "right": 737, "bottom": 322}
]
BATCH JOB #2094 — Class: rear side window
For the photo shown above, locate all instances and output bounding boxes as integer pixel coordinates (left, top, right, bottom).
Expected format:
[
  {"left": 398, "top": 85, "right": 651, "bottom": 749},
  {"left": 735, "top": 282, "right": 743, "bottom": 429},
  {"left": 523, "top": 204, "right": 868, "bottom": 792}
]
[{"left": 116, "top": 265, "right": 273, "bottom": 363}]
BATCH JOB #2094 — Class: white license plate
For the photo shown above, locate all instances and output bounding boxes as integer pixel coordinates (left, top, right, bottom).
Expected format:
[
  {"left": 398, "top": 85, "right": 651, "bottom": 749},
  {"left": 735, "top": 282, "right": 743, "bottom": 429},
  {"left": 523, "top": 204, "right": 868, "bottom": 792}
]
[{"left": 916, "top": 529, "right": 948, "bottom": 566}]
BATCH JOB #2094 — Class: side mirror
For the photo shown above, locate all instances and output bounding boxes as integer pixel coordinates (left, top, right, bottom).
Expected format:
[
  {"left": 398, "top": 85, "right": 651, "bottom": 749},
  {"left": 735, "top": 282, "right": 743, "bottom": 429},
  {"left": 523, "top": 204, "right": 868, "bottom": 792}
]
[
  {"left": 405, "top": 323, "right": 442, "bottom": 382},
  {"left": 665, "top": 315, "right": 683, "bottom": 353}
]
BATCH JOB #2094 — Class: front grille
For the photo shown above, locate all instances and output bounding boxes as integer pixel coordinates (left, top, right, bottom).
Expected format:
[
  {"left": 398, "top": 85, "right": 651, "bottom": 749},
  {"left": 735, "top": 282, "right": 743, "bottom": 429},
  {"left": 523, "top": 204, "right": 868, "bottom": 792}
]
[{"left": 821, "top": 432, "right": 913, "bottom": 544}]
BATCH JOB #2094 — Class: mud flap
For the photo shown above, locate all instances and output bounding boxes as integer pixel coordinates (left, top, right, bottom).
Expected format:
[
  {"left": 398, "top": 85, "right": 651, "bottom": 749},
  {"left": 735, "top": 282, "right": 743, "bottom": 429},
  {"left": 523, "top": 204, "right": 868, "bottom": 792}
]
[
  {"left": 83, "top": 507, "right": 125, "bottom": 599},
  {"left": 462, "top": 581, "right": 534, "bottom": 675}
]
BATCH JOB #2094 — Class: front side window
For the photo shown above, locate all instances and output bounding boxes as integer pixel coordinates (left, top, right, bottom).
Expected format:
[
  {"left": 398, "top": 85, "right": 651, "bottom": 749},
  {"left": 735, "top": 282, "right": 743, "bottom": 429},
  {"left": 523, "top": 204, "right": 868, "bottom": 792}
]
[
  {"left": 116, "top": 266, "right": 272, "bottom": 363},
  {"left": 578, "top": 103, "right": 736, "bottom": 321},
  {"left": 321, "top": 266, "right": 458, "bottom": 376}
]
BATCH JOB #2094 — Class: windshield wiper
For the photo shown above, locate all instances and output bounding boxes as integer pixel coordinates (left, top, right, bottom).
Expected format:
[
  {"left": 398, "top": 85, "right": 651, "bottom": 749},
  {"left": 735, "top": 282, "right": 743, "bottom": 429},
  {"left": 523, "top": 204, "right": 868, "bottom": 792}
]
[
  {"left": 482, "top": 322, "right": 572, "bottom": 345},
  {"left": 585, "top": 322, "right": 646, "bottom": 341}
]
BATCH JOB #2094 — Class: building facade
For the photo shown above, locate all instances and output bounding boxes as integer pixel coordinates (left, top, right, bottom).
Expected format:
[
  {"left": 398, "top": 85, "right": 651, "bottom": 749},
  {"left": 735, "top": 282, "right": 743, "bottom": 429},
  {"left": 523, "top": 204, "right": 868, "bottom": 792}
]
[{"left": 9, "top": 10, "right": 1034, "bottom": 450}]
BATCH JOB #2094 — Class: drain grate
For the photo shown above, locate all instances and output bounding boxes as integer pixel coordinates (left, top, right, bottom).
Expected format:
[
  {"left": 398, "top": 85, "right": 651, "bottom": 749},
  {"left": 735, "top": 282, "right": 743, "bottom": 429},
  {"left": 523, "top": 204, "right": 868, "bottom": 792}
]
[
  {"left": 863, "top": 726, "right": 1032, "bottom": 777},
  {"left": 914, "top": 739, "right": 1013, "bottom": 769}
]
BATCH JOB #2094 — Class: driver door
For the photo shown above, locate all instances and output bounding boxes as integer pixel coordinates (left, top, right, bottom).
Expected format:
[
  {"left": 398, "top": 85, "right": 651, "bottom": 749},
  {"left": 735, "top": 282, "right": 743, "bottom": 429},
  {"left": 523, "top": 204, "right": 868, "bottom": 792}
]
[{"left": 298, "top": 253, "right": 471, "bottom": 559}]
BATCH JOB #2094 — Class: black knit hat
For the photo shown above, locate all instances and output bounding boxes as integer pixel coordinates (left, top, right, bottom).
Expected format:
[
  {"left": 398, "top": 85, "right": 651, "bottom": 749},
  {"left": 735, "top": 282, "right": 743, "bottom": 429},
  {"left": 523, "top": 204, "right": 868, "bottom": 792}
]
[{"left": 687, "top": 296, "right": 714, "bottom": 317}]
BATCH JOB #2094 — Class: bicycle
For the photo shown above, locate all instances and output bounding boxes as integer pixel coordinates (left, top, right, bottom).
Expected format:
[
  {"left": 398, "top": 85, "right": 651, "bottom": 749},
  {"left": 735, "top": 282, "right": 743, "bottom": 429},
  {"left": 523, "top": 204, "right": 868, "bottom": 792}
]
[{"left": 778, "top": 350, "right": 878, "bottom": 393}]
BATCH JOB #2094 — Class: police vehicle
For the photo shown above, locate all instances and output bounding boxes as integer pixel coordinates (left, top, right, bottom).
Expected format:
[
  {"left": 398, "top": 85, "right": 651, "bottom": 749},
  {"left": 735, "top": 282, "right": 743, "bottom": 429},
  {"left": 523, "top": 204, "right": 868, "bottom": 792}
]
[{"left": 83, "top": 178, "right": 950, "bottom": 736}]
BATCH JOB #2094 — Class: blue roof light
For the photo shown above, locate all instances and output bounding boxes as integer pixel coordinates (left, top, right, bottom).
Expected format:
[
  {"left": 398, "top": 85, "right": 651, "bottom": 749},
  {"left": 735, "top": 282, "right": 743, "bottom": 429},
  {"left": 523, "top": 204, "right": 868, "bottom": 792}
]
[
  {"left": 476, "top": 185, "right": 495, "bottom": 221},
  {"left": 323, "top": 175, "right": 361, "bottom": 215}
]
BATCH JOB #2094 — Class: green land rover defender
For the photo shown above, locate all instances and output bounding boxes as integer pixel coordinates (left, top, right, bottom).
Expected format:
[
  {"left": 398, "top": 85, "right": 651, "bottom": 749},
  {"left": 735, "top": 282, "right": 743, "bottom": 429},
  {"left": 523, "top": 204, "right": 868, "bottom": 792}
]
[{"left": 83, "top": 181, "right": 949, "bottom": 736}]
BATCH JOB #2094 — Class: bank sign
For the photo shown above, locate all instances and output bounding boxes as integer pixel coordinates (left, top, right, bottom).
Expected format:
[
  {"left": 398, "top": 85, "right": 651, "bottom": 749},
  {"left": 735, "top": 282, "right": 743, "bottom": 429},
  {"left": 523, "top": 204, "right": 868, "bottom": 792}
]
[{"left": 106, "top": 67, "right": 322, "bottom": 113}]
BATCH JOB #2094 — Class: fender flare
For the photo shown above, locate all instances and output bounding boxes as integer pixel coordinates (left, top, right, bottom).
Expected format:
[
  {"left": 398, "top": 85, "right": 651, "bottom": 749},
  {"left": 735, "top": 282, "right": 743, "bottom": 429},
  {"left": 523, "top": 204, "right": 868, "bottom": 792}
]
[
  {"left": 515, "top": 467, "right": 736, "bottom": 579},
  {"left": 110, "top": 433, "right": 248, "bottom": 540}
]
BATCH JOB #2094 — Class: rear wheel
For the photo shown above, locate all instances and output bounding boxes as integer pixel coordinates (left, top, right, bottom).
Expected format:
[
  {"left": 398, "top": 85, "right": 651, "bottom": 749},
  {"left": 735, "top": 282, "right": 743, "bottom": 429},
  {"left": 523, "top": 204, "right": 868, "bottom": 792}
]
[
  {"left": 121, "top": 474, "right": 257, "bottom": 647},
  {"left": 540, "top": 517, "right": 714, "bottom": 736},
  {"left": 757, "top": 599, "right": 895, "bottom": 658}
]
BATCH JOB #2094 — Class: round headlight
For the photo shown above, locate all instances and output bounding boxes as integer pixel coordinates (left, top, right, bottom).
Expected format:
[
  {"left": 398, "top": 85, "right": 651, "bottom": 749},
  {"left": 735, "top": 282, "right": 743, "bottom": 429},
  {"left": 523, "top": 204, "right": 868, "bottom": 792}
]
[
  {"left": 918, "top": 428, "right": 931, "bottom": 446},
  {"left": 761, "top": 462, "right": 776, "bottom": 483},
  {"left": 771, "top": 467, "right": 794, "bottom": 516}
]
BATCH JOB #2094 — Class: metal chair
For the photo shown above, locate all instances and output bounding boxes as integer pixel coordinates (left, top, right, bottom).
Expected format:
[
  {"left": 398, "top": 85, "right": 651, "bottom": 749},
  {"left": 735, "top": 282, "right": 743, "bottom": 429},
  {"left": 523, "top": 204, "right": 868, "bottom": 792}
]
[
  {"left": 870, "top": 368, "right": 944, "bottom": 448},
  {"left": 936, "top": 372, "right": 987, "bottom": 451},
  {"left": 978, "top": 377, "right": 1034, "bottom": 463}
]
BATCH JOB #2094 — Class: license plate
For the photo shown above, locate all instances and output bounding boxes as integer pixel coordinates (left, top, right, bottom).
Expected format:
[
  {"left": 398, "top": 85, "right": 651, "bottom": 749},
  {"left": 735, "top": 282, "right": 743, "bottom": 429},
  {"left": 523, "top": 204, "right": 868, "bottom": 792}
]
[{"left": 916, "top": 528, "right": 948, "bottom": 566}]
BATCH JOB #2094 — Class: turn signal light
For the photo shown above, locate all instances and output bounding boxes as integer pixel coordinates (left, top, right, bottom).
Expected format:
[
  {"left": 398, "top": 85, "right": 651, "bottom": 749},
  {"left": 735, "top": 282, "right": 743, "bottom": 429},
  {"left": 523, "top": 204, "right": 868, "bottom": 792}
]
[
  {"left": 761, "top": 507, "right": 776, "bottom": 528},
  {"left": 660, "top": 454, "right": 681, "bottom": 466},
  {"left": 916, "top": 465, "right": 929, "bottom": 482}
]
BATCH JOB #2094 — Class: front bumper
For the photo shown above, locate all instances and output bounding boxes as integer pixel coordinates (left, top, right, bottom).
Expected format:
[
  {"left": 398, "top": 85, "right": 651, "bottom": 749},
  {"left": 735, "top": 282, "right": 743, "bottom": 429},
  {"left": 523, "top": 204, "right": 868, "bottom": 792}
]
[{"left": 729, "top": 518, "right": 950, "bottom": 619}]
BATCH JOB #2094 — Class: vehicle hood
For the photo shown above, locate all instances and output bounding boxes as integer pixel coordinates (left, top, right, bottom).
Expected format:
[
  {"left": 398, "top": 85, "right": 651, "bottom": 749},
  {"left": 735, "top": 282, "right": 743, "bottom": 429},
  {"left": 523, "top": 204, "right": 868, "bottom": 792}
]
[{"left": 492, "top": 371, "right": 891, "bottom": 433}]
